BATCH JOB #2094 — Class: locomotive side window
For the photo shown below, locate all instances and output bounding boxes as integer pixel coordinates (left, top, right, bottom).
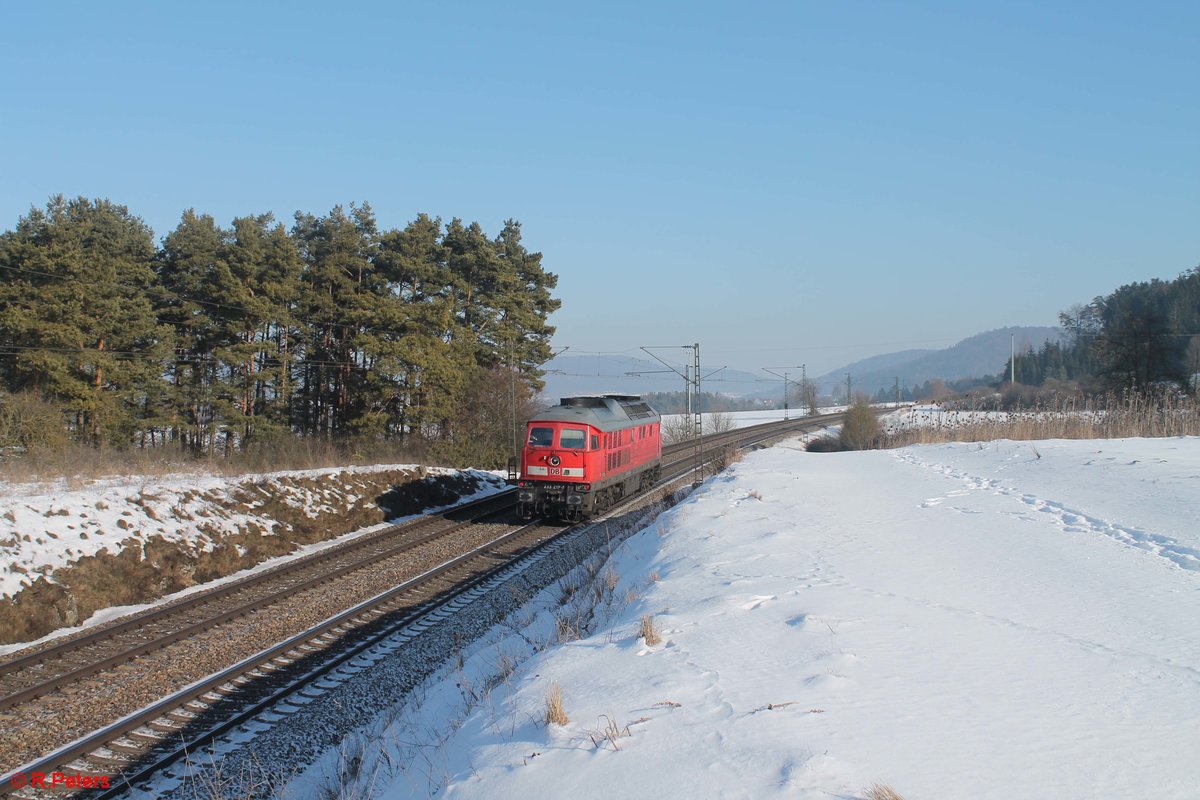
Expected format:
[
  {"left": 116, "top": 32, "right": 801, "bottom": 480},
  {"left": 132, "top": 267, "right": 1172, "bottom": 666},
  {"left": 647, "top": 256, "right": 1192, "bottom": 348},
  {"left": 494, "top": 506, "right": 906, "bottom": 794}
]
[
  {"left": 560, "top": 428, "right": 586, "bottom": 450},
  {"left": 591, "top": 435, "right": 599, "bottom": 450},
  {"left": 528, "top": 427, "right": 554, "bottom": 447}
]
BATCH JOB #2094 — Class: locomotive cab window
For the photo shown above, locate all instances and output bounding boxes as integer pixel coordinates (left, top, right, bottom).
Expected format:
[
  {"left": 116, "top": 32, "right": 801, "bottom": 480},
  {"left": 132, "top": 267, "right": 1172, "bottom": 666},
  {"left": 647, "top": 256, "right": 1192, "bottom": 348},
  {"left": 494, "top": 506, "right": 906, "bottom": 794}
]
[
  {"left": 560, "top": 428, "right": 586, "bottom": 450},
  {"left": 528, "top": 427, "right": 554, "bottom": 447},
  {"left": 591, "top": 435, "right": 599, "bottom": 450}
]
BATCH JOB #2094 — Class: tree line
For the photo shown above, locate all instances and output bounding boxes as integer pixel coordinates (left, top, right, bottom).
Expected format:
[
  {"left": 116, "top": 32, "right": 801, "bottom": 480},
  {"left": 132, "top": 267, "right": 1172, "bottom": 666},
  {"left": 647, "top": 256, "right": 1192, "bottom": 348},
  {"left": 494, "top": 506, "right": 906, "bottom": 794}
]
[
  {"left": 0, "top": 196, "right": 559, "bottom": 464},
  {"left": 642, "top": 391, "right": 771, "bottom": 415},
  {"left": 860, "top": 267, "right": 1200, "bottom": 406},
  {"left": 1007, "top": 268, "right": 1200, "bottom": 395}
]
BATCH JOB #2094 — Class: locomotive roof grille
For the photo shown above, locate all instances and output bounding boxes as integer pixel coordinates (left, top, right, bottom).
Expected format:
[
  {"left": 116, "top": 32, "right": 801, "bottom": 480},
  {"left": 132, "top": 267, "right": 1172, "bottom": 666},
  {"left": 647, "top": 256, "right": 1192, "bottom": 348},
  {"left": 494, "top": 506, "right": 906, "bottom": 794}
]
[{"left": 620, "top": 401, "right": 655, "bottom": 419}]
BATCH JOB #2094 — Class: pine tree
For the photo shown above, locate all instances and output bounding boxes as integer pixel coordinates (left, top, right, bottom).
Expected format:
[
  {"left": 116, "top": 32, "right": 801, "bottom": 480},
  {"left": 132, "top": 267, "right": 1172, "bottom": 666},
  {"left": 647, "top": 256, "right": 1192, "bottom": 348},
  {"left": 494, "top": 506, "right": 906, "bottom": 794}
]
[
  {"left": 0, "top": 196, "right": 170, "bottom": 445},
  {"left": 493, "top": 219, "right": 560, "bottom": 389},
  {"left": 157, "top": 209, "right": 226, "bottom": 452},
  {"left": 292, "top": 204, "right": 380, "bottom": 438}
]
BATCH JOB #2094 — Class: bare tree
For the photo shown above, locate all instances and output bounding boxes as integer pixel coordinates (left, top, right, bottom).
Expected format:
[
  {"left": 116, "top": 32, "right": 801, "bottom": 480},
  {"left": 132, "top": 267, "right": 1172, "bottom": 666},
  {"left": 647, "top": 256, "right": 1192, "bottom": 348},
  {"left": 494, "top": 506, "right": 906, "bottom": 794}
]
[
  {"left": 794, "top": 378, "right": 819, "bottom": 415},
  {"left": 661, "top": 414, "right": 694, "bottom": 445},
  {"left": 703, "top": 410, "right": 736, "bottom": 436}
]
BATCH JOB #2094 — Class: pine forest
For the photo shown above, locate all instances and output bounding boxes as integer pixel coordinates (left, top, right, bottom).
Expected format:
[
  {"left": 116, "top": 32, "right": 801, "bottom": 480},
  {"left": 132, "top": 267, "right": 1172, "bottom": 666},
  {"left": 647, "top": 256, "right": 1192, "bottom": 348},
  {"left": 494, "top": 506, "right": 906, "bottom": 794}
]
[{"left": 0, "top": 196, "right": 560, "bottom": 468}]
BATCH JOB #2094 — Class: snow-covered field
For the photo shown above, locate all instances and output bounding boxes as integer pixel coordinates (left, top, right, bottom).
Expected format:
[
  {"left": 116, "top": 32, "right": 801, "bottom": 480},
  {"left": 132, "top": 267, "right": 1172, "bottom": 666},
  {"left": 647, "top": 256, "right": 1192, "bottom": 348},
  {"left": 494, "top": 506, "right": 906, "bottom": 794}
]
[{"left": 296, "top": 435, "right": 1200, "bottom": 800}]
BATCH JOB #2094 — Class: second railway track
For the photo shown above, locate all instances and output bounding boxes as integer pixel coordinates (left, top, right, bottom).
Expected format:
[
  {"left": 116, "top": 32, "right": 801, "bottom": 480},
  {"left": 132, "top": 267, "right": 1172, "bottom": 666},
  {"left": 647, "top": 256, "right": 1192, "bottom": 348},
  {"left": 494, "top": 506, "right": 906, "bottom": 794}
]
[{"left": 0, "top": 412, "right": 840, "bottom": 794}]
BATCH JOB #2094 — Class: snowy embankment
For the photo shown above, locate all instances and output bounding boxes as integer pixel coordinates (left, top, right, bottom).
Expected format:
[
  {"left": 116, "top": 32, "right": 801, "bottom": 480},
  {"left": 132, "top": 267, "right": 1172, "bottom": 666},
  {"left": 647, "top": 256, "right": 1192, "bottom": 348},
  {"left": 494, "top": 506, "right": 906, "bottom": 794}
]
[
  {"left": 311, "top": 436, "right": 1199, "bottom": 800},
  {"left": 0, "top": 465, "right": 507, "bottom": 650}
]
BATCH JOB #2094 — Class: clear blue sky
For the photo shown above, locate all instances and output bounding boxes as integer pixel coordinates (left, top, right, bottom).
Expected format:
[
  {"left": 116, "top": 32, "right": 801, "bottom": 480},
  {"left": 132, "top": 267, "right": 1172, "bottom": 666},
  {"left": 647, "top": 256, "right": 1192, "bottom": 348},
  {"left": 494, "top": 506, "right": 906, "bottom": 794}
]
[{"left": 3, "top": 1, "right": 1197, "bottom": 375}]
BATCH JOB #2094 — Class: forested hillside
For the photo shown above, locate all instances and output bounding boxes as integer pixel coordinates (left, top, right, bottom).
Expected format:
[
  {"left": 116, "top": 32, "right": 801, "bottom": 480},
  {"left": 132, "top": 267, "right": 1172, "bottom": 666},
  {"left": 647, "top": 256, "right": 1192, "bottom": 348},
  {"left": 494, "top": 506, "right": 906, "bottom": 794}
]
[
  {"left": 1006, "top": 269, "right": 1200, "bottom": 393},
  {"left": 0, "top": 196, "right": 559, "bottom": 467}
]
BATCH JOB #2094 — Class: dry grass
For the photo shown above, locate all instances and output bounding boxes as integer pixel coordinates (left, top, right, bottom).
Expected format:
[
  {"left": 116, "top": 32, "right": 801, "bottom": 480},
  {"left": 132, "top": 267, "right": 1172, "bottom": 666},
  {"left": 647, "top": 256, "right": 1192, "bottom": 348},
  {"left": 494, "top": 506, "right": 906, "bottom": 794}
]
[
  {"left": 638, "top": 614, "right": 662, "bottom": 645},
  {"left": 552, "top": 614, "right": 580, "bottom": 642},
  {"left": 882, "top": 393, "right": 1200, "bottom": 447},
  {"left": 864, "top": 784, "right": 905, "bottom": 800},
  {"left": 544, "top": 683, "right": 569, "bottom": 726},
  {"left": 0, "top": 436, "right": 428, "bottom": 485},
  {"left": 709, "top": 443, "right": 744, "bottom": 473},
  {"left": 587, "top": 714, "right": 631, "bottom": 750}
]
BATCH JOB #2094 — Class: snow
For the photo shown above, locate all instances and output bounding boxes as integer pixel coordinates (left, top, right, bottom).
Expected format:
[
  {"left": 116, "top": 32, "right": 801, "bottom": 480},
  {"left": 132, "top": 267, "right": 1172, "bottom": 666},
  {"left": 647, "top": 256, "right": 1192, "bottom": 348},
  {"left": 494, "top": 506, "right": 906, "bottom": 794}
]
[
  {"left": 298, "top": 435, "right": 1200, "bottom": 800},
  {"left": 0, "top": 464, "right": 507, "bottom": 647}
]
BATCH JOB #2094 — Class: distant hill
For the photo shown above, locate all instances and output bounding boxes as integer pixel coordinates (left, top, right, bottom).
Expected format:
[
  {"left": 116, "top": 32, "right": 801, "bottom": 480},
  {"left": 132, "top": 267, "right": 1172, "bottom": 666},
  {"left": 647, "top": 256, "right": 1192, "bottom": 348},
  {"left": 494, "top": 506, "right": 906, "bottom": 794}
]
[
  {"left": 814, "top": 326, "right": 1065, "bottom": 396},
  {"left": 541, "top": 326, "right": 1066, "bottom": 402}
]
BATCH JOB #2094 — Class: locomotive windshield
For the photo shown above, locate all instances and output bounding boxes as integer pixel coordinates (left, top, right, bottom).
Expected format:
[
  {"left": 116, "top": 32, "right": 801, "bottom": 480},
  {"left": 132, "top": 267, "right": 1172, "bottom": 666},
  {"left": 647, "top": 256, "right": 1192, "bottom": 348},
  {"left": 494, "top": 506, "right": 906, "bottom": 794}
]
[
  {"left": 528, "top": 427, "right": 553, "bottom": 447},
  {"left": 560, "top": 428, "right": 586, "bottom": 450}
]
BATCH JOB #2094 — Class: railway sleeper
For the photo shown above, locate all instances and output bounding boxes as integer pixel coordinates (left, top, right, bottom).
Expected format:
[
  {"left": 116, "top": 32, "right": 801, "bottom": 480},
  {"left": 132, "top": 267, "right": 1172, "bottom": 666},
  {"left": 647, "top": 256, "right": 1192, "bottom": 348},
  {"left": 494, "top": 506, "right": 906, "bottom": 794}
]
[
  {"left": 146, "top": 719, "right": 186, "bottom": 734},
  {"left": 87, "top": 751, "right": 139, "bottom": 767},
  {"left": 126, "top": 729, "right": 167, "bottom": 744},
  {"left": 63, "top": 761, "right": 113, "bottom": 780}
]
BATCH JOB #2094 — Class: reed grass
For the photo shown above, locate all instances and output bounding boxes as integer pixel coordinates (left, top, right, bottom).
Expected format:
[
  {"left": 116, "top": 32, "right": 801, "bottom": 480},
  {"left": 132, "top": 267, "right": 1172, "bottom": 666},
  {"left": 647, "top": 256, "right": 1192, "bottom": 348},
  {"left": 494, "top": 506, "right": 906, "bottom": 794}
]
[
  {"left": 881, "top": 393, "right": 1200, "bottom": 447},
  {"left": 638, "top": 614, "right": 662, "bottom": 645},
  {"left": 864, "top": 785, "right": 905, "bottom": 800},
  {"left": 545, "top": 683, "right": 569, "bottom": 726}
]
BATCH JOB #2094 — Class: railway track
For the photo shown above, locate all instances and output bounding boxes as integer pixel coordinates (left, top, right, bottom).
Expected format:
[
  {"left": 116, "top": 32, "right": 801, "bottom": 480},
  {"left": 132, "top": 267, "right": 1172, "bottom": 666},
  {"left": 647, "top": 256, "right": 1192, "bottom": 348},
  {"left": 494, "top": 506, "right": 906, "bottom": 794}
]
[
  {"left": 0, "top": 412, "right": 839, "bottom": 797},
  {"left": 0, "top": 491, "right": 517, "bottom": 710}
]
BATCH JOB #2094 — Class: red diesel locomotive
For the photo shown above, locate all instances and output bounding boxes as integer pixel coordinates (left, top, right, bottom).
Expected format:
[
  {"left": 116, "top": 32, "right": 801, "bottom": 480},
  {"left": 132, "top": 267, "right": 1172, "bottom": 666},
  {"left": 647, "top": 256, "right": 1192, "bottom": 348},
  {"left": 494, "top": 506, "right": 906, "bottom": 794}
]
[{"left": 517, "top": 395, "right": 662, "bottom": 520}]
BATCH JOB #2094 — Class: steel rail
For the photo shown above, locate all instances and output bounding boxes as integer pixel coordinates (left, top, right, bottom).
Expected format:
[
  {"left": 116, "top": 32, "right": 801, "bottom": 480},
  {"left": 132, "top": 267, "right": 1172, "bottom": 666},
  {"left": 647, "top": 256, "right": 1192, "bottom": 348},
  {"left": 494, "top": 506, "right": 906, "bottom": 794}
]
[
  {"left": 0, "top": 413, "right": 832, "bottom": 710},
  {"left": 0, "top": 518, "right": 555, "bottom": 798},
  {"left": 0, "top": 490, "right": 515, "bottom": 706},
  {"left": 0, "top": 411, "right": 841, "bottom": 798}
]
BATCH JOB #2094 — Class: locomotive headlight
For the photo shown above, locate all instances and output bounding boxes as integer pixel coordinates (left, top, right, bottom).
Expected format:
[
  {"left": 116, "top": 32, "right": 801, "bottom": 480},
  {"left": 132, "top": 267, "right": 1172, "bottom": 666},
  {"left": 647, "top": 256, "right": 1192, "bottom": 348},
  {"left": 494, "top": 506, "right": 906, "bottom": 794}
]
[{"left": 548, "top": 455, "right": 561, "bottom": 467}]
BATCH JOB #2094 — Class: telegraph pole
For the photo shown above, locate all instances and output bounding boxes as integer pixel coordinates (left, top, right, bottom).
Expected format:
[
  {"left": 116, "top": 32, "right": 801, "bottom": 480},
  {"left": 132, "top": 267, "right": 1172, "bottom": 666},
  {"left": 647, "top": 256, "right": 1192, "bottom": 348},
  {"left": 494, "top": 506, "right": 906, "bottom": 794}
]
[
  {"left": 642, "top": 343, "right": 706, "bottom": 483},
  {"left": 894, "top": 376, "right": 901, "bottom": 406},
  {"left": 684, "top": 364, "right": 692, "bottom": 438},
  {"left": 846, "top": 373, "right": 852, "bottom": 405},
  {"left": 764, "top": 366, "right": 805, "bottom": 421}
]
